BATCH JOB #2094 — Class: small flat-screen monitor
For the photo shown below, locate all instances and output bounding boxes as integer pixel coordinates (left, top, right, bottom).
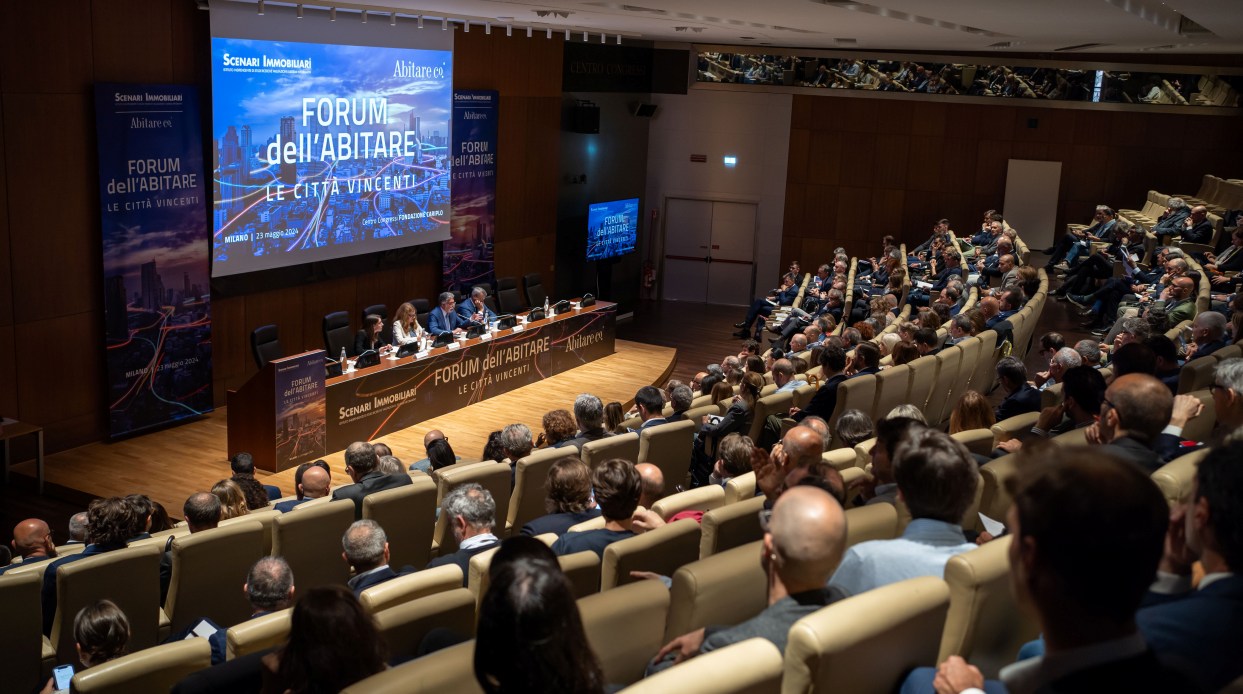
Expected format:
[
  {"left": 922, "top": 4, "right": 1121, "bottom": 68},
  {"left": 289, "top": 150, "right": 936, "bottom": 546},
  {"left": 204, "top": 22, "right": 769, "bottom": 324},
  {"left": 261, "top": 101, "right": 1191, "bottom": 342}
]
[{"left": 586, "top": 198, "right": 638, "bottom": 262}]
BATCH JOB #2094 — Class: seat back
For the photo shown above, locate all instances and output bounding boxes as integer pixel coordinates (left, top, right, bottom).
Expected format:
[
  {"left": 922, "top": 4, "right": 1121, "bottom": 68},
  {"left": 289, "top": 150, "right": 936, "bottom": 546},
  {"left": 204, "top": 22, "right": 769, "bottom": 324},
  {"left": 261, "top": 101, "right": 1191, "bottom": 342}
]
[
  {"left": 619, "top": 638, "right": 782, "bottom": 694},
  {"left": 164, "top": 521, "right": 265, "bottom": 634},
  {"left": 870, "top": 364, "right": 911, "bottom": 422},
  {"left": 601, "top": 519, "right": 702, "bottom": 590},
  {"left": 433, "top": 462, "right": 512, "bottom": 555},
  {"left": 225, "top": 608, "right": 290, "bottom": 660},
  {"left": 1178, "top": 355, "right": 1218, "bottom": 394},
  {"left": 271, "top": 499, "right": 354, "bottom": 591},
  {"left": 978, "top": 453, "right": 1018, "bottom": 522},
  {"left": 828, "top": 375, "right": 877, "bottom": 447},
  {"left": 783, "top": 576, "right": 952, "bottom": 694},
  {"left": 1151, "top": 447, "right": 1210, "bottom": 507},
  {"left": 578, "top": 579, "right": 671, "bottom": 686},
  {"left": 1214, "top": 344, "right": 1243, "bottom": 361},
  {"left": 0, "top": 570, "right": 49, "bottom": 694},
  {"left": 323, "top": 311, "right": 352, "bottom": 357},
  {"left": 506, "top": 446, "right": 571, "bottom": 533},
  {"left": 747, "top": 391, "right": 795, "bottom": 443},
  {"left": 651, "top": 485, "right": 726, "bottom": 520},
  {"left": 558, "top": 549, "right": 603, "bottom": 599},
  {"left": 250, "top": 324, "right": 282, "bottom": 370},
  {"left": 1178, "top": 389, "right": 1215, "bottom": 444},
  {"left": 925, "top": 347, "right": 963, "bottom": 426},
  {"left": 581, "top": 432, "right": 641, "bottom": 470},
  {"left": 363, "top": 477, "right": 438, "bottom": 569},
  {"left": 373, "top": 587, "right": 477, "bottom": 664},
  {"left": 699, "top": 495, "right": 766, "bottom": 558},
  {"left": 822, "top": 447, "right": 858, "bottom": 471},
  {"left": 951, "top": 428, "right": 996, "bottom": 457},
  {"left": 71, "top": 637, "right": 210, "bottom": 694},
  {"left": 341, "top": 640, "right": 481, "bottom": 694},
  {"left": 665, "top": 541, "right": 767, "bottom": 642},
  {"left": 990, "top": 412, "right": 1039, "bottom": 448},
  {"left": 637, "top": 420, "right": 697, "bottom": 489},
  {"left": 360, "top": 565, "right": 463, "bottom": 614},
  {"left": 968, "top": 330, "right": 999, "bottom": 395},
  {"left": 906, "top": 355, "right": 939, "bottom": 412},
  {"left": 723, "top": 472, "right": 757, "bottom": 505},
  {"left": 842, "top": 503, "right": 900, "bottom": 556},
  {"left": 496, "top": 282, "right": 523, "bottom": 315},
  {"left": 523, "top": 272, "right": 546, "bottom": 308},
  {"left": 938, "top": 536, "right": 1039, "bottom": 678},
  {"left": 791, "top": 382, "right": 818, "bottom": 410},
  {"left": 219, "top": 508, "right": 280, "bottom": 554},
  {"left": 950, "top": 337, "right": 981, "bottom": 418},
  {"left": 52, "top": 545, "right": 162, "bottom": 662}
]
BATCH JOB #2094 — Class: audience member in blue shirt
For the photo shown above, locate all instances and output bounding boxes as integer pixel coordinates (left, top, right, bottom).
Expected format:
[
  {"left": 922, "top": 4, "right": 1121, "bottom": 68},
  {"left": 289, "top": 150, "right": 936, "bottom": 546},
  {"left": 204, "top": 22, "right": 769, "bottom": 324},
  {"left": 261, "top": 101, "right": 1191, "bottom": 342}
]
[{"left": 551, "top": 459, "right": 641, "bottom": 558}]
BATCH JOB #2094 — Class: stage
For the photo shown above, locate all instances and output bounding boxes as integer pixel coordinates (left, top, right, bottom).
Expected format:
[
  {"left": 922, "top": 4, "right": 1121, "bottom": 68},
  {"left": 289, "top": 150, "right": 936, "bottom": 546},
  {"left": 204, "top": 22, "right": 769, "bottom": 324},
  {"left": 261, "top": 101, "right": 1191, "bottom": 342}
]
[{"left": 12, "top": 339, "right": 676, "bottom": 519}]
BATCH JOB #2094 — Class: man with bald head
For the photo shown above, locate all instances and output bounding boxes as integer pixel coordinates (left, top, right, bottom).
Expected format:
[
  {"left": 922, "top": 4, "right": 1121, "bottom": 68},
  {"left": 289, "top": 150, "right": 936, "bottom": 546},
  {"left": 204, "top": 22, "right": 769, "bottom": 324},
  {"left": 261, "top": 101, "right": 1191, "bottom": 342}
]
[
  {"left": 275, "top": 464, "right": 331, "bottom": 512},
  {"left": 1088, "top": 373, "right": 1174, "bottom": 472},
  {"left": 409, "top": 429, "right": 460, "bottom": 472},
  {"left": 635, "top": 462, "right": 665, "bottom": 510},
  {"left": 754, "top": 425, "right": 830, "bottom": 503},
  {"left": 772, "top": 359, "right": 806, "bottom": 393},
  {"left": 0, "top": 519, "right": 56, "bottom": 575},
  {"left": 650, "top": 485, "right": 847, "bottom": 671}
]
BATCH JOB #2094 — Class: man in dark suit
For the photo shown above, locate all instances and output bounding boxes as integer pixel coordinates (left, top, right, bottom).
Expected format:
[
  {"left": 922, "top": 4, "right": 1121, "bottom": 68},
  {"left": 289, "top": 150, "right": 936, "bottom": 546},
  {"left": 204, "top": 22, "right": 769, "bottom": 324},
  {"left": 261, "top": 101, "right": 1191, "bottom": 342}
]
[
  {"left": 984, "top": 289, "right": 1021, "bottom": 330},
  {"left": 331, "top": 441, "right": 413, "bottom": 519},
  {"left": 556, "top": 394, "right": 613, "bottom": 453},
  {"left": 994, "top": 356, "right": 1041, "bottom": 421},
  {"left": 456, "top": 286, "right": 498, "bottom": 326},
  {"left": 274, "top": 464, "right": 330, "bottom": 513},
  {"left": 1204, "top": 227, "right": 1243, "bottom": 279},
  {"left": 425, "top": 484, "right": 500, "bottom": 585},
  {"left": 231, "top": 452, "right": 281, "bottom": 501},
  {"left": 631, "top": 386, "right": 668, "bottom": 432},
  {"left": 1089, "top": 373, "right": 1173, "bottom": 473},
  {"left": 427, "top": 291, "right": 465, "bottom": 336},
  {"left": 205, "top": 556, "right": 294, "bottom": 664},
  {"left": 791, "top": 345, "right": 848, "bottom": 423},
  {"left": 1180, "top": 205, "right": 1214, "bottom": 244},
  {"left": 343, "top": 520, "right": 414, "bottom": 597},
  {"left": 41, "top": 497, "right": 139, "bottom": 635},
  {"left": 1182, "top": 311, "right": 1228, "bottom": 362},
  {"left": 664, "top": 385, "right": 694, "bottom": 423}
]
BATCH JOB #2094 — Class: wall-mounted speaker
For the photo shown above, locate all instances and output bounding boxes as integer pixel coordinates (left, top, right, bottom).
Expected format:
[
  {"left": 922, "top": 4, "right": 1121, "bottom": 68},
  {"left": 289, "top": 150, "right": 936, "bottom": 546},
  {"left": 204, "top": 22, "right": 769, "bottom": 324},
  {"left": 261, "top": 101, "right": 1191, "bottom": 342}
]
[
  {"left": 632, "top": 102, "right": 658, "bottom": 118},
  {"left": 569, "top": 103, "right": 600, "bottom": 134}
]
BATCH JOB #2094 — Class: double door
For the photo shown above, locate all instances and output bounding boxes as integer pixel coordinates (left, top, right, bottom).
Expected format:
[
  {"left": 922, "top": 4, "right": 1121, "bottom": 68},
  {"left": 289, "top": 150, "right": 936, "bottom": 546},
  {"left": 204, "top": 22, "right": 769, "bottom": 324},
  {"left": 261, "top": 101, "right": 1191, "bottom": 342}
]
[{"left": 662, "top": 198, "right": 757, "bottom": 306}]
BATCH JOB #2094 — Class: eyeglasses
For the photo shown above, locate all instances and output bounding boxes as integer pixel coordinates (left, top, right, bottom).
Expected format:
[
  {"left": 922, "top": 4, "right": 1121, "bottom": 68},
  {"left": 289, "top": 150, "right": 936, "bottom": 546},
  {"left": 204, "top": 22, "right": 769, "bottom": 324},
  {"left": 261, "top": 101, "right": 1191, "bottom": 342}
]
[
  {"left": 1101, "top": 396, "right": 1115, "bottom": 411},
  {"left": 1210, "top": 384, "right": 1230, "bottom": 395}
]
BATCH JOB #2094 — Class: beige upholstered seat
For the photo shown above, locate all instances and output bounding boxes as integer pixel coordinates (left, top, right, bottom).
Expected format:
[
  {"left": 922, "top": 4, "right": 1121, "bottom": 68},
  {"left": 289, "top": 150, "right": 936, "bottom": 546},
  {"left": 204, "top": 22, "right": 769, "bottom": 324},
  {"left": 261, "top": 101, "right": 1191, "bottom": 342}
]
[
  {"left": 925, "top": 347, "right": 963, "bottom": 427},
  {"left": 791, "top": 382, "right": 818, "bottom": 410},
  {"left": 637, "top": 419, "right": 697, "bottom": 495},
  {"left": 979, "top": 454, "right": 1017, "bottom": 523},
  {"left": 783, "top": 576, "right": 952, "bottom": 694},
  {"left": 432, "top": 462, "right": 512, "bottom": 556},
  {"left": 1214, "top": 344, "right": 1243, "bottom": 361},
  {"left": 665, "top": 540, "right": 767, "bottom": 642},
  {"left": 466, "top": 545, "right": 502, "bottom": 606},
  {"left": 363, "top": 477, "right": 437, "bottom": 567},
  {"left": 567, "top": 515, "right": 607, "bottom": 533},
  {"left": 505, "top": 446, "right": 570, "bottom": 534},
  {"left": 748, "top": 391, "right": 795, "bottom": 443},
  {"left": 618, "top": 638, "right": 783, "bottom": 694},
  {"left": 1050, "top": 427, "right": 1087, "bottom": 446},
  {"left": 853, "top": 438, "right": 876, "bottom": 469},
  {"left": 579, "top": 579, "right": 671, "bottom": 686},
  {"left": 373, "top": 587, "right": 477, "bottom": 663},
  {"left": 1178, "top": 355, "right": 1217, "bottom": 394},
  {"left": 1040, "top": 382, "right": 1063, "bottom": 410},
  {"left": 953, "top": 337, "right": 983, "bottom": 406},
  {"left": 71, "top": 637, "right": 210, "bottom": 694},
  {"left": 938, "top": 536, "right": 1038, "bottom": 677},
  {"left": 842, "top": 503, "right": 900, "bottom": 559},
  {"left": 341, "top": 641, "right": 481, "bottom": 694},
  {"left": 828, "top": 375, "right": 877, "bottom": 447},
  {"left": 582, "top": 431, "right": 641, "bottom": 469},
  {"left": 905, "top": 354, "right": 939, "bottom": 413},
  {"left": 164, "top": 520, "right": 265, "bottom": 634},
  {"left": 271, "top": 499, "right": 353, "bottom": 591},
  {"left": 558, "top": 549, "right": 603, "bottom": 598},
  {"left": 822, "top": 447, "right": 859, "bottom": 472},
  {"left": 990, "top": 412, "right": 1039, "bottom": 448},
  {"left": 651, "top": 485, "right": 726, "bottom": 520},
  {"left": 685, "top": 404, "right": 724, "bottom": 423},
  {"left": 1177, "top": 389, "right": 1215, "bottom": 444},
  {"left": 359, "top": 564, "right": 464, "bottom": 614},
  {"left": 951, "top": 428, "right": 995, "bottom": 457},
  {"left": 601, "top": 518, "right": 701, "bottom": 590},
  {"left": 225, "top": 608, "right": 290, "bottom": 660},
  {"left": 1151, "top": 447, "right": 1209, "bottom": 507},
  {"left": 219, "top": 508, "right": 280, "bottom": 553},
  {"left": 700, "top": 495, "right": 765, "bottom": 558},
  {"left": 0, "top": 570, "right": 55, "bottom": 694},
  {"left": 968, "top": 330, "right": 999, "bottom": 395},
  {"left": 724, "top": 471, "right": 757, "bottom": 504},
  {"left": 50, "top": 544, "right": 162, "bottom": 663},
  {"left": 871, "top": 364, "right": 912, "bottom": 423}
]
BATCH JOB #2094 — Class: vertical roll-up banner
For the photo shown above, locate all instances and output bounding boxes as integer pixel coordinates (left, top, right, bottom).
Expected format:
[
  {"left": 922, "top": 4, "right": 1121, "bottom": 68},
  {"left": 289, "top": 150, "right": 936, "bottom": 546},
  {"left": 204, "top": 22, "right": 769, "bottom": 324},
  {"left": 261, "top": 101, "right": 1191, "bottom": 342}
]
[
  {"left": 445, "top": 90, "right": 498, "bottom": 292},
  {"left": 95, "top": 84, "right": 213, "bottom": 438}
]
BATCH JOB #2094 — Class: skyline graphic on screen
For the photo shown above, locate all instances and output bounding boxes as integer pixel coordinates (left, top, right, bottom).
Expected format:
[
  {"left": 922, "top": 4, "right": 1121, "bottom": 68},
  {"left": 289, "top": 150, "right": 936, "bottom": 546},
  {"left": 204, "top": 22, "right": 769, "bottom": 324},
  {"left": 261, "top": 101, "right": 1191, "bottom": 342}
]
[
  {"left": 210, "top": 37, "right": 453, "bottom": 277},
  {"left": 587, "top": 198, "right": 639, "bottom": 262}
]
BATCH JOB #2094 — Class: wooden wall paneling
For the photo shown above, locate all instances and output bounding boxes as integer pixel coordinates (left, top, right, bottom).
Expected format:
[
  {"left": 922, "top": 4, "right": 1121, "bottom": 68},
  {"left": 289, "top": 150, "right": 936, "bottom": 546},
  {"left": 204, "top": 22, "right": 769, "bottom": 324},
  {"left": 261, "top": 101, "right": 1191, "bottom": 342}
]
[
  {"left": 452, "top": 31, "right": 495, "bottom": 89},
  {"left": 354, "top": 266, "right": 409, "bottom": 326},
  {"left": 90, "top": 0, "right": 173, "bottom": 82},
  {"left": 4, "top": 95, "right": 99, "bottom": 322},
  {"left": 904, "top": 137, "right": 943, "bottom": 192},
  {"left": 0, "top": 101, "right": 11, "bottom": 327},
  {"left": 835, "top": 187, "right": 873, "bottom": 241},
  {"left": 522, "top": 98, "right": 561, "bottom": 243},
  {"left": 838, "top": 131, "right": 876, "bottom": 188},
  {"left": 939, "top": 138, "right": 978, "bottom": 195},
  {"left": 790, "top": 96, "right": 812, "bottom": 130},
  {"left": 1012, "top": 107, "right": 1075, "bottom": 144},
  {"left": 872, "top": 133, "right": 910, "bottom": 189},
  {"left": 211, "top": 295, "right": 247, "bottom": 404},
  {"left": 0, "top": 326, "right": 18, "bottom": 416},
  {"left": 493, "top": 34, "right": 533, "bottom": 98},
  {"left": 838, "top": 99, "right": 881, "bottom": 133},
  {"left": 809, "top": 96, "right": 841, "bottom": 131},
  {"left": 802, "top": 184, "right": 838, "bottom": 239},
  {"left": 399, "top": 262, "right": 440, "bottom": 303},
  {"left": 0, "top": 0, "right": 94, "bottom": 94},
  {"left": 242, "top": 287, "right": 306, "bottom": 372},
  {"left": 800, "top": 238, "right": 836, "bottom": 268},
  {"left": 869, "top": 188, "right": 905, "bottom": 238},
  {"left": 806, "top": 130, "right": 843, "bottom": 186},
  {"left": 973, "top": 140, "right": 1013, "bottom": 196},
  {"left": 495, "top": 96, "right": 529, "bottom": 239},
  {"left": 783, "top": 182, "right": 806, "bottom": 233},
  {"left": 909, "top": 102, "right": 947, "bottom": 137},
  {"left": 299, "top": 274, "right": 357, "bottom": 354},
  {"left": 1072, "top": 111, "right": 1112, "bottom": 145},
  {"left": 528, "top": 36, "right": 565, "bottom": 97},
  {"left": 973, "top": 105, "right": 1017, "bottom": 141},
  {"left": 786, "top": 128, "right": 810, "bottom": 184},
  {"left": 1064, "top": 144, "right": 1109, "bottom": 202},
  {"left": 1010, "top": 141, "right": 1049, "bottom": 161},
  {"left": 14, "top": 313, "right": 102, "bottom": 427},
  {"left": 169, "top": 0, "right": 205, "bottom": 83},
  {"left": 875, "top": 100, "right": 914, "bottom": 135}
]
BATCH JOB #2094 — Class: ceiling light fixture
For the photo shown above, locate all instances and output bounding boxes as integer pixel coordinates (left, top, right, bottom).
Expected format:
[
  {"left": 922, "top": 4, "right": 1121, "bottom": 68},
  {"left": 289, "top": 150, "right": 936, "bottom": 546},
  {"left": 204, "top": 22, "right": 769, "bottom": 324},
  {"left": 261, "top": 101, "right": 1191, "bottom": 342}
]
[
  {"left": 546, "top": 28, "right": 552, "bottom": 39},
  {"left": 417, "top": 15, "right": 423, "bottom": 28},
  {"left": 360, "top": 9, "right": 367, "bottom": 23},
  {"left": 616, "top": 34, "right": 622, "bottom": 44},
  {"left": 329, "top": 6, "right": 336, "bottom": 21},
  {"left": 527, "top": 26, "right": 532, "bottom": 38},
  {"left": 600, "top": 32, "right": 606, "bottom": 43},
  {"left": 256, "top": 0, "right": 264, "bottom": 15},
  {"left": 441, "top": 17, "right": 447, "bottom": 30},
  {"left": 463, "top": 20, "right": 469, "bottom": 32},
  {"left": 565, "top": 28, "right": 571, "bottom": 40},
  {"left": 485, "top": 22, "right": 491, "bottom": 34},
  {"left": 295, "top": 3, "right": 303, "bottom": 19}
]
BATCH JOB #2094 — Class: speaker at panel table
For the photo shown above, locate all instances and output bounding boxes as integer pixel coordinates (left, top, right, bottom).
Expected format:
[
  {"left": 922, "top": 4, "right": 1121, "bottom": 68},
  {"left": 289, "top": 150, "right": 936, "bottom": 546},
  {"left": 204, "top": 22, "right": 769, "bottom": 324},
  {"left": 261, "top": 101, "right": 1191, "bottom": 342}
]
[{"left": 586, "top": 198, "right": 639, "bottom": 263}]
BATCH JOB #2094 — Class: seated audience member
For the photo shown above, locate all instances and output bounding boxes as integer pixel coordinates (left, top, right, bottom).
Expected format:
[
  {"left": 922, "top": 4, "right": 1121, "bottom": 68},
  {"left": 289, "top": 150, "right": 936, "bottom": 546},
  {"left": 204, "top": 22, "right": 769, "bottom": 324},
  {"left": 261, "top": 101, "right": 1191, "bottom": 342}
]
[
  {"left": 829, "top": 429, "right": 978, "bottom": 597},
  {"left": 372, "top": 442, "right": 393, "bottom": 459},
  {"left": 1183, "top": 311, "right": 1228, "bottom": 361},
  {"left": 41, "top": 497, "right": 140, "bottom": 635},
  {"left": 426, "top": 483, "right": 501, "bottom": 583},
  {"left": 692, "top": 373, "right": 762, "bottom": 487},
  {"left": 1035, "top": 332, "right": 1066, "bottom": 361},
  {"left": 0, "top": 518, "right": 57, "bottom": 576},
  {"left": 275, "top": 463, "right": 331, "bottom": 513},
  {"left": 231, "top": 452, "right": 281, "bottom": 501},
  {"left": 475, "top": 537, "right": 605, "bottom": 694},
  {"left": 124, "top": 494, "right": 155, "bottom": 541},
  {"left": 427, "top": 438, "right": 459, "bottom": 474},
  {"left": 521, "top": 457, "right": 602, "bottom": 537},
  {"left": 631, "top": 386, "right": 668, "bottom": 431},
  {"left": 376, "top": 455, "right": 404, "bottom": 476},
  {"left": 949, "top": 390, "right": 995, "bottom": 434},
  {"left": 261, "top": 586, "right": 386, "bottom": 694},
  {"left": 501, "top": 423, "right": 534, "bottom": 465},
  {"left": 148, "top": 501, "right": 173, "bottom": 534},
  {"left": 343, "top": 520, "right": 413, "bottom": 597},
  {"left": 1146, "top": 336, "right": 1182, "bottom": 393},
  {"left": 834, "top": 409, "right": 875, "bottom": 450},
  {"left": 409, "top": 430, "right": 460, "bottom": 472},
  {"left": 891, "top": 340, "right": 921, "bottom": 365},
  {"left": 772, "top": 359, "right": 807, "bottom": 393},
  {"left": 636, "top": 463, "right": 666, "bottom": 510},
  {"left": 66, "top": 512, "right": 88, "bottom": 545},
  {"left": 649, "top": 486, "right": 847, "bottom": 672},
  {"left": 481, "top": 431, "right": 507, "bottom": 464},
  {"left": 604, "top": 401, "right": 627, "bottom": 435},
  {"left": 199, "top": 556, "right": 296, "bottom": 665},
  {"left": 709, "top": 433, "right": 755, "bottom": 487},
  {"left": 998, "top": 367, "right": 1106, "bottom": 455},
  {"left": 45, "top": 599, "right": 131, "bottom": 689},
  {"left": 1111, "top": 341, "right": 1157, "bottom": 378},
  {"left": 1086, "top": 374, "right": 1173, "bottom": 472},
  {"left": 331, "top": 441, "right": 413, "bottom": 519},
  {"left": 709, "top": 380, "right": 735, "bottom": 406},
  {"left": 456, "top": 285, "right": 498, "bottom": 326},
  {"left": 914, "top": 449, "right": 1202, "bottom": 694},
  {"left": 552, "top": 459, "right": 641, "bottom": 558},
  {"left": 665, "top": 385, "right": 695, "bottom": 422},
  {"left": 537, "top": 409, "right": 578, "bottom": 448},
  {"left": 858, "top": 417, "right": 925, "bottom": 507},
  {"left": 1074, "top": 339, "right": 1103, "bottom": 369},
  {"left": 994, "top": 357, "right": 1041, "bottom": 420},
  {"left": 848, "top": 342, "right": 882, "bottom": 377},
  {"left": 212, "top": 479, "right": 250, "bottom": 520},
  {"left": 183, "top": 492, "right": 222, "bottom": 533},
  {"left": 556, "top": 394, "right": 614, "bottom": 453},
  {"left": 790, "top": 345, "right": 848, "bottom": 423},
  {"left": 1034, "top": 347, "right": 1081, "bottom": 390},
  {"left": 752, "top": 426, "right": 836, "bottom": 505},
  {"left": 886, "top": 403, "right": 927, "bottom": 423}
]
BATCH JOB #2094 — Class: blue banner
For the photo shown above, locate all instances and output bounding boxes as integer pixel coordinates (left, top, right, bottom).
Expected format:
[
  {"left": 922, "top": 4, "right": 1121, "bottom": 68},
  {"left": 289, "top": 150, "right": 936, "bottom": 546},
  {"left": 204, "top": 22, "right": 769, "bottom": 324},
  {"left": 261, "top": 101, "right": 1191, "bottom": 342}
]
[
  {"left": 274, "top": 351, "right": 327, "bottom": 469},
  {"left": 95, "top": 84, "right": 213, "bottom": 438},
  {"left": 445, "top": 90, "right": 498, "bottom": 293}
]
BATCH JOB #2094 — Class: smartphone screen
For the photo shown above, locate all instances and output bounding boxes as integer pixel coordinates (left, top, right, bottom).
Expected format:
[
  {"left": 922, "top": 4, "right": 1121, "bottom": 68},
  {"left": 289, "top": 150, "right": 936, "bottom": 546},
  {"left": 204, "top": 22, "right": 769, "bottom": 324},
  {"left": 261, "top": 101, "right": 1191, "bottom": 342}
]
[{"left": 53, "top": 664, "right": 75, "bottom": 691}]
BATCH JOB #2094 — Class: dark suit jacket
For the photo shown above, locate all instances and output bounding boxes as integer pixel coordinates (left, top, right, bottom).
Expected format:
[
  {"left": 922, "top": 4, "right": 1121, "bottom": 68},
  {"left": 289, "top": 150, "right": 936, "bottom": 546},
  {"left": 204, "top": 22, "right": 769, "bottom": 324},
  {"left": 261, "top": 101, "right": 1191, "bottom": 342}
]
[
  {"left": 263, "top": 484, "right": 281, "bottom": 501},
  {"left": 331, "top": 471, "right": 414, "bottom": 519},
  {"left": 1138, "top": 575, "right": 1243, "bottom": 692},
  {"left": 1183, "top": 220, "right": 1214, "bottom": 245},
  {"left": 0, "top": 553, "right": 51, "bottom": 576},
  {"left": 348, "top": 565, "right": 416, "bottom": 597},
  {"left": 995, "top": 384, "right": 1041, "bottom": 421},
  {"left": 1185, "top": 338, "right": 1227, "bottom": 362},
  {"left": 520, "top": 508, "right": 602, "bottom": 537},
  {"left": 556, "top": 428, "right": 612, "bottom": 454},
  {"left": 353, "top": 331, "right": 389, "bottom": 357},
  {"left": 1033, "top": 648, "right": 1203, "bottom": 694},
  {"left": 273, "top": 497, "right": 312, "bottom": 513},
  {"left": 425, "top": 540, "right": 501, "bottom": 586},
  {"left": 794, "top": 374, "right": 846, "bottom": 422},
  {"left": 427, "top": 307, "right": 462, "bottom": 335},
  {"left": 1101, "top": 435, "right": 1163, "bottom": 473},
  {"left": 456, "top": 299, "right": 497, "bottom": 325},
  {"left": 1215, "top": 245, "right": 1243, "bottom": 272}
]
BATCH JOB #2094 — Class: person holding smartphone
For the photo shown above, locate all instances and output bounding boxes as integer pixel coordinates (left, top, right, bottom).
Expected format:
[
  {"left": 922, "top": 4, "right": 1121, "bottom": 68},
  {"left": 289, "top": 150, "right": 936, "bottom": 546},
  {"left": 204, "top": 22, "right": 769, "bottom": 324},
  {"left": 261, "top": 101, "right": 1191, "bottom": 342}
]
[{"left": 45, "top": 600, "right": 131, "bottom": 693}]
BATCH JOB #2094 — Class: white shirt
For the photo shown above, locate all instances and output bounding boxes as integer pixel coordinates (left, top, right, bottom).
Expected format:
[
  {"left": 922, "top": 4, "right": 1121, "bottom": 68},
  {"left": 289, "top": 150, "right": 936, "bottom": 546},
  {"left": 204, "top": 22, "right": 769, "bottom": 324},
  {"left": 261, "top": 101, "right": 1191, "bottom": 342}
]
[
  {"left": 460, "top": 533, "right": 498, "bottom": 551},
  {"left": 392, "top": 319, "right": 424, "bottom": 345}
]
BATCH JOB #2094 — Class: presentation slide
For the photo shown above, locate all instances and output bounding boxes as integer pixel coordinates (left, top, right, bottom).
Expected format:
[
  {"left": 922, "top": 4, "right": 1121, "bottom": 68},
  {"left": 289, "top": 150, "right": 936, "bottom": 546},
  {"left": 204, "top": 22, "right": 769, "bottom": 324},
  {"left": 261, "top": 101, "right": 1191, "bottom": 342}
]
[
  {"left": 587, "top": 198, "right": 639, "bottom": 262},
  {"left": 210, "top": 36, "right": 452, "bottom": 277}
]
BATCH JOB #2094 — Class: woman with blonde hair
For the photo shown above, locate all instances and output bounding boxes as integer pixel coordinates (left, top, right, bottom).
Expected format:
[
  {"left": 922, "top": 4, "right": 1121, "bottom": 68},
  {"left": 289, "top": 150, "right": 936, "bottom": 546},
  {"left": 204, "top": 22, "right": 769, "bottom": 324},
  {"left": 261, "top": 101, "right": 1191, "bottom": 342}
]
[
  {"left": 869, "top": 295, "right": 894, "bottom": 326},
  {"left": 709, "top": 380, "right": 734, "bottom": 406},
  {"left": 392, "top": 302, "right": 426, "bottom": 346},
  {"left": 949, "top": 389, "right": 996, "bottom": 434},
  {"left": 211, "top": 479, "right": 249, "bottom": 520}
]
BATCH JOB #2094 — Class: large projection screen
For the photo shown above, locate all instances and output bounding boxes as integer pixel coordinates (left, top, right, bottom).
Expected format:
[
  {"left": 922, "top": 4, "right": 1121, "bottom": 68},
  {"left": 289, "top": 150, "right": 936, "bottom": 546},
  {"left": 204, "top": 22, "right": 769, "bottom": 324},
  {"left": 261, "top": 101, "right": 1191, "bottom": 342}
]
[{"left": 209, "top": 1, "right": 453, "bottom": 278}]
